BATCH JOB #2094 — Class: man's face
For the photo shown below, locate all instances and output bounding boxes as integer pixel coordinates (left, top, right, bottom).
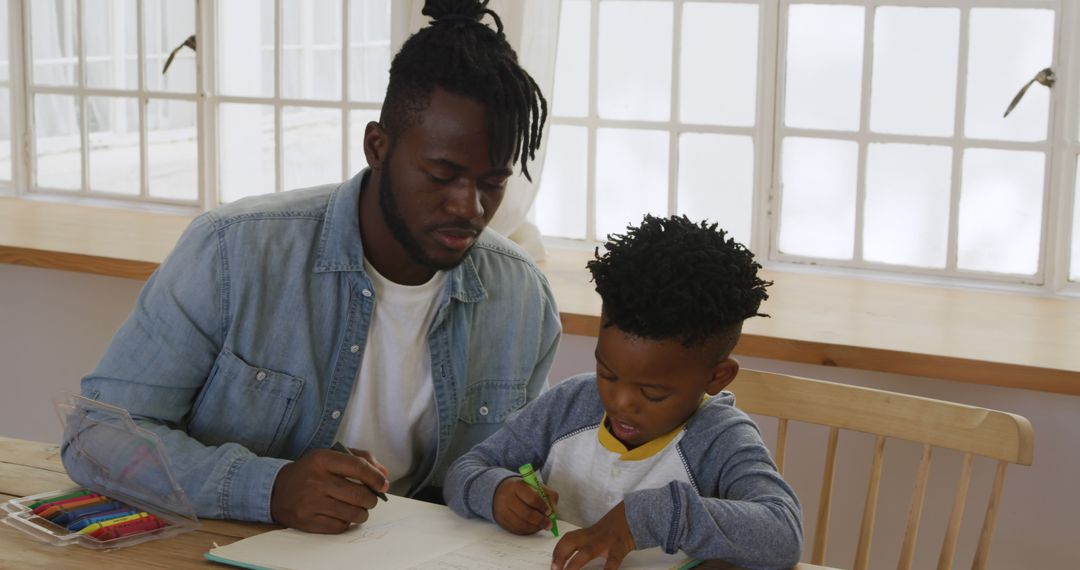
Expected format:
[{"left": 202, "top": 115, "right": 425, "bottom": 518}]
[
  {"left": 594, "top": 324, "right": 734, "bottom": 450},
  {"left": 375, "top": 89, "right": 513, "bottom": 274}
]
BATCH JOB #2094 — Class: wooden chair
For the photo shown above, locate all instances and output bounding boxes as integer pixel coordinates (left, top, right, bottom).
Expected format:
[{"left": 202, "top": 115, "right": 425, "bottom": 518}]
[{"left": 726, "top": 370, "right": 1034, "bottom": 570}]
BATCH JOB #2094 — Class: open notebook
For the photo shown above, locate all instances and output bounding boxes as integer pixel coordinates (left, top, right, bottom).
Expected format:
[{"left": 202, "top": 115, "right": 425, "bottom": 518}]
[{"left": 205, "top": 494, "right": 700, "bottom": 570}]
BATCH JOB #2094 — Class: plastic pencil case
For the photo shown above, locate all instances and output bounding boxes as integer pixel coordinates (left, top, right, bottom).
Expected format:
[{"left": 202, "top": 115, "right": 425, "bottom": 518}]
[{"left": 1, "top": 394, "right": 200, "bottom": 549}]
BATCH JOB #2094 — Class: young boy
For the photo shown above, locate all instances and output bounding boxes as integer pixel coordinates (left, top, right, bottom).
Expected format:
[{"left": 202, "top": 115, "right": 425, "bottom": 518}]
[{"left": 444, "top": 215, "right": 803, "bottom": 570}]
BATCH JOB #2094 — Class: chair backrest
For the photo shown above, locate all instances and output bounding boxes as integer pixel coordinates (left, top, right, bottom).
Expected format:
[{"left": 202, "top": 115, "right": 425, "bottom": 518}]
[{"left": 727, "top": 369, "right": 1034, "bottom": 570}]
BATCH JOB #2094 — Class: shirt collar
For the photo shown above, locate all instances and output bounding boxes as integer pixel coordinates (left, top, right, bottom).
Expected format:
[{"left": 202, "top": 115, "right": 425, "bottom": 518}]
[
  {"left": 597, "top": 395, "right": 708, "bottom": 460},
  {"left": 598, "top": 413, "right": 686, "bottom": 461}
]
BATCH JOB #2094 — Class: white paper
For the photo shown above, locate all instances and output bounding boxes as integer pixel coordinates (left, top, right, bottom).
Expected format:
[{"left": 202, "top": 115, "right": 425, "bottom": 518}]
[{"left": 206, "top": 495, "right": 695, "bottom": 570}]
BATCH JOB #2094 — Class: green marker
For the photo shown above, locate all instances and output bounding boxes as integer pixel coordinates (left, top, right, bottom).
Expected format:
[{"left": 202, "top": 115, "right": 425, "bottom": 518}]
[{"left": 518, "top": 463, "right": 558, "bottom": 537}]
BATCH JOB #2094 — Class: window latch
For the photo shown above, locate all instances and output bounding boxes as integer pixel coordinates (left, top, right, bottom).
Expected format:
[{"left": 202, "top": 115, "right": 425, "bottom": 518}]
[
  {"left": 162, "top": 34, "right": 197, "bottom": 75},
  {"left": 1003, "top": 67, "right": 1054, "bottom": 118}
]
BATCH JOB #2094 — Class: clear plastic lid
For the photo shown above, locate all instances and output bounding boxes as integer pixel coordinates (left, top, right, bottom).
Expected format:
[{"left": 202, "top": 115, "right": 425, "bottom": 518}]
[{"left": 1, "top": 393, "right": 199, "bottom": 548}]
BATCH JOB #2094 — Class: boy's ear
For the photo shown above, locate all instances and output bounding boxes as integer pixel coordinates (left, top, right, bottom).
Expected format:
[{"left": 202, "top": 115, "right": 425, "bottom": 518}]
[
  {"left": 364, "top": 121, "right": 390, "bottom": 169},
  {"left": 705, "top": 358, "right": 740, "bottom": 396}
]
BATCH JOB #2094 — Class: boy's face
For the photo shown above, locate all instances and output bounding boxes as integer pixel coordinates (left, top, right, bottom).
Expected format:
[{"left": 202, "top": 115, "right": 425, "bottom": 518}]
[{"left": 594, "top": 324, "right": 738, "bottom": 450}]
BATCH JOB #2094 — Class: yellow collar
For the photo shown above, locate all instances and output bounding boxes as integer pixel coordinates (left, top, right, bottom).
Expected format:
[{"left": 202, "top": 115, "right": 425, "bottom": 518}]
[
  {"left": 597, "top": 396, "right": 709, "bottom": 460},
  {"left": 598, "top": 413, "right": 687, "bottom": 461}
]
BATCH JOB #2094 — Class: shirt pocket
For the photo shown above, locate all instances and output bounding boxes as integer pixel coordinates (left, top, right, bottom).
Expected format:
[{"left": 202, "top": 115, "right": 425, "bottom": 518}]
[
  {"left": 458, "top": 379, "right": 527, "bottom": 424},
  {"left": 187, "top": 349, "right": 305, "bottom": 456}
]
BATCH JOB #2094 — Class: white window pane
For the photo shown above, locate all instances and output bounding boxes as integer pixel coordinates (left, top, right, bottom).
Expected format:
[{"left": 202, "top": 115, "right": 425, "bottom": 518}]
[
  {"left": 0, "top": 88, "right": 10, "bottom": 180},
  {"left": 348, "top": 0, "right": 390, "bottom": 102},
  {"left": 348, "top": 109, "right": 380, "bottom": 176},
  {"left": 283, "top": 0, "right": 342, "bottom": 101},
  {"left": 965, "top": 9, "right": 1054, "bottom": 142},
  {"left": 958, "top": 149, "right": 1044, "bottom": 275},
  {"left": 870, "top": 7, "right": 959, "bottom": 137},
  {"left": 283, "top": 107, "right": 342, "bottom": 190},
  {"left": 785, "top": 5, "right": 864, "bottom": 131},
  {"left": 681, "top": 3, "right": 758, "bottom": 127},
  {"left": 535, "top": 125, "right": 587, "bottom": 240},
  {"left": 34, "top": 94, "right": 81, "bottom": 190},
  {"left": 219, "top": 103, "right": 274, "bottom": 203},
  {"left": 219, "top": 0, "right": 274, "bottom": 98},
  {"left": 864, "top": 143, "right": 951, "bottom": 268},
  {"left": 0, "top": 0, "right": 11, "bottom": 81},
  {"left": 677, "top": 133, "right": 753, "bottom": 246},
  {"left": 148, "top": 99, "right": 197, "bottom": 200},
  {"left": 85, "top": 0, "right": 137, "bottom": 90},
  {"left": 779, "top": 137, "right": 857, "bottom": 259},
  {"left": 551, "top": 0, "right": 589, "bottom": 118},
  {"left": 595, "top": 128, "right": 668, "bottom": 240},
  {"left": 144, "top": 0, "right": 196, "bottom": 93},
  {"left": 88, "top": 97, "right": 139, "bottom": 195},
  {"left": 31, "top": 0, "right": 77, "bottom": 86},
  {"left": 1072, "top": 155, "right": 1080, "bottom": 281},
  {"left": 598, "top": 1, "right": 672, "bottom": 121}
]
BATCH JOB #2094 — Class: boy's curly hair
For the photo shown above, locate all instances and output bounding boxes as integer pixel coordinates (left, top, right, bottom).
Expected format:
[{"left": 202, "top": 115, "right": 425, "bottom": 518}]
[{"left": 587, "top": 215, "right": 772, "bottom": 348}]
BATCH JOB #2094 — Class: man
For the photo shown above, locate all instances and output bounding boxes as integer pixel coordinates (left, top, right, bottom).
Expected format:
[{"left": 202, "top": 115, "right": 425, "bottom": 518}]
[{"left": 61, "top": 0, "right": 560, "bottom": 534}]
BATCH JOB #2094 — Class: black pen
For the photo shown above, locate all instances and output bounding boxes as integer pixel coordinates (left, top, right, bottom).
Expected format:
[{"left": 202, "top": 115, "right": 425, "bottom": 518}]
[{"left": 331, "top": 441, "right": 389, "bottom": 502}]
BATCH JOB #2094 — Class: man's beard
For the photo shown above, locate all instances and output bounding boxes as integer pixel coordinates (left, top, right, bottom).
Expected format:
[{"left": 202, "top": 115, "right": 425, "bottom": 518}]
[{"left": 378, "top": 161, "right": 475, "bottom": 272}]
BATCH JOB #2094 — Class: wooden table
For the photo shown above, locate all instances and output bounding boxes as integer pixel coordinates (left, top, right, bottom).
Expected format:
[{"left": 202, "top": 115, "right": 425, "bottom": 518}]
[
  {"left": 0, "top": 436, "right": 836, "bottom": 569},
  {"left": 0, "top": 437, "right": 271, "bottom": 569}
]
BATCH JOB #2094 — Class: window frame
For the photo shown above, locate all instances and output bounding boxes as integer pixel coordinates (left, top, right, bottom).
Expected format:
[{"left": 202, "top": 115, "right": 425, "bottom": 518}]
[
  {"left": 538, "top": 0, "right": 778, "bottom": 253},
  {"left": 12, "top": 0, "right": 207, "bottom": 208},
  {"left": 772, "top": 0, "right": 1070, "bottom": 292},
  {"left": 1, "top": 0, "right": 408, "bottom": 211},
  {"left": 539, "top": 0, "right": 1080, "bottom": 295},
  {"left": 3, "top": 0, "right": 1080, "bottom": 295},
  {"left": 1054, "top": 0, "right": 1080, "bottom": 294}
]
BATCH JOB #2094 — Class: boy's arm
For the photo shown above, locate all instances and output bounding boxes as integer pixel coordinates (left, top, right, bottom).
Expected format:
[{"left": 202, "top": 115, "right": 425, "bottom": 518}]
[
  {"left": 445, "top": 377, "right": 578, "bottom": 522},
  {"left": 623, "top": 422, "right": 803, "bottom": 570}
]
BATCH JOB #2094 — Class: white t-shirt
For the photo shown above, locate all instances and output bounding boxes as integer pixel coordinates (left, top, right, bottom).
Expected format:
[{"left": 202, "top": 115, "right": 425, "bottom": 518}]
[
  {"left": 336, "top": 260, "right": 447, "bottom": 496},
  {"left": 542, "top": 415, "right": 692, "bottom": 527}
]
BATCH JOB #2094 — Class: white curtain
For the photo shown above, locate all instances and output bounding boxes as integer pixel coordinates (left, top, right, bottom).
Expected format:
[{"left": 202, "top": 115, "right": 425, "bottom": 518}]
[{"left": 397, "top": 0, "right": 562, "bottom": 260}]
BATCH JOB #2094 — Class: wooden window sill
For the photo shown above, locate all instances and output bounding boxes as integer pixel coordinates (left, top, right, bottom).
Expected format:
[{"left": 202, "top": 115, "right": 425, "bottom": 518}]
[{"left": 4, "top": 197, "right": 1079, "bottom": 395}]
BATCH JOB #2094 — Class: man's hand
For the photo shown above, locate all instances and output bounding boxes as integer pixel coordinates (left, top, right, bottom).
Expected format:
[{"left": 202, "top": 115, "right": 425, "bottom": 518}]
[
  {"left": 550, "top": 502, "right": 636, "bottom": 570},
  {"left": 270, "top": 448, "right": 390, "bottom": 533},
  {"left": 492, "top": 476, "right": 560, "bottom": 535}
]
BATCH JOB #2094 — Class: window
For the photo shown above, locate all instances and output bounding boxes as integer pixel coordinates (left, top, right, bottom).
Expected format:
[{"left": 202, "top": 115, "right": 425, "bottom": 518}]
[
  {"left": 535, "top": 0, "right": 1080, "bottom": 293},
  {"left": 0, "top": 0, "right": 394, "bottom": 208},
  {"left": 535, "top": 0, "right": 762, "bottom": 247},
  {"left": 214, "top": 0, "right": 390, "bottom": 202},
  {"left": 3, "top": 0, "right": 1078, "bottom": 294},
  {"left": 0, "top": 0, "right": 12, "bottom": 183},
  {"left": 20, "top": 0, "right": 200, "bottom": 202}
]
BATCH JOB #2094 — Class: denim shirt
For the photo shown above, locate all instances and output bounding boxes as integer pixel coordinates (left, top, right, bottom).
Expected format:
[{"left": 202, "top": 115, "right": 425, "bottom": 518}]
[{"left": 62, "top": 170, "right": 562, "bottom": 523}]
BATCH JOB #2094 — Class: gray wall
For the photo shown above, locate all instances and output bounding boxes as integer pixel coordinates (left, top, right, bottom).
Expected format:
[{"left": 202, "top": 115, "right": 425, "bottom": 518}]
[{"left": 1, "top": 262, "right": 1077, "bottom": 569}]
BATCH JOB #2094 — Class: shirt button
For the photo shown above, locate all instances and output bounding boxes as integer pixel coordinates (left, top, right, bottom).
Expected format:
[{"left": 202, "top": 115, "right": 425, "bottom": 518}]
[
  {"left": 478, "top": 405, "right": 489, "bottom": 416},
  {"left": 361, "top": 289, "right": 372, "bottom": 297},
  {"left": 350, "top": 345, "right": 360, "bottom": 353},
  {"left": 255, "top": 371, "right": 267, "bottom": 381},
  {"left": 331, "top": 410, "right": 342, "bottom": 420}
]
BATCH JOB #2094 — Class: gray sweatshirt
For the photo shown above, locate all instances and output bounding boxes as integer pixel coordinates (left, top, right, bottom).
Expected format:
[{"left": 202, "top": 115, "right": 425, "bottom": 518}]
[{"left": 445, "top": 374, "right": 803, "bottom": 570}]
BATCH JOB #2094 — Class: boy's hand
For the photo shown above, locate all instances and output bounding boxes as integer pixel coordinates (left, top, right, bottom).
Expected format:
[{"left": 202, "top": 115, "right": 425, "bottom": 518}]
[
  {"left": 492, "top": 476, "right": 560, "bottom": 535},
  {"left": 551, "top": 502, "right": 636, "bottom": 570},
  {"left": 270, "top": 448, "right": 390, "bottom": 534}
]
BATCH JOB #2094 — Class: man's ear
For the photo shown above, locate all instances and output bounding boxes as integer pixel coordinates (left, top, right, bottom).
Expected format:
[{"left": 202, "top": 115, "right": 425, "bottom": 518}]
[
  {"left": 364, "top": 121, "right": 390, "bottom": 170},
  {"left": 705, "top": 358, "right": 739, "bottom": 396}
]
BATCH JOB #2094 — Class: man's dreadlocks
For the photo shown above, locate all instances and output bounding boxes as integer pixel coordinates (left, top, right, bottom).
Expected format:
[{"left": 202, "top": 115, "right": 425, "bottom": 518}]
[{"left": 380, "top": 0, "right": 548, "bottom": 180}]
